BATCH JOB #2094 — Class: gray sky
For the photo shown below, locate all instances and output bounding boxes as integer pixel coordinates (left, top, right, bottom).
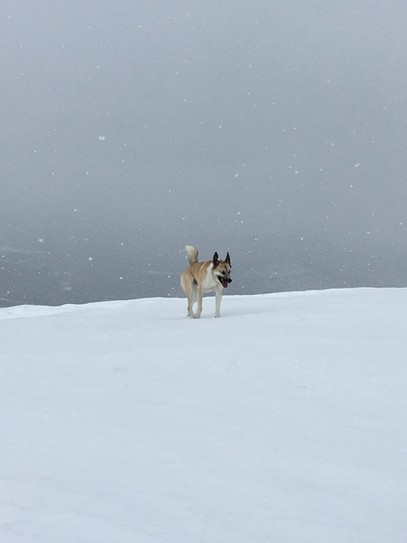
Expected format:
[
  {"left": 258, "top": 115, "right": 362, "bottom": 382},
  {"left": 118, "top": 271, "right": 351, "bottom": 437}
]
[{"left": 1, "top": 0, "right": 407, "bottom": 303}]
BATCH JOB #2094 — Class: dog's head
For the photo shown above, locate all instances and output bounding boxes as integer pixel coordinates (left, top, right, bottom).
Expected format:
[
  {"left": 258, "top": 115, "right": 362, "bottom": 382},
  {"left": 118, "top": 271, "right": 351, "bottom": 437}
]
[{"left": 212, "top": 251, "right": 232, "bottom": 288}]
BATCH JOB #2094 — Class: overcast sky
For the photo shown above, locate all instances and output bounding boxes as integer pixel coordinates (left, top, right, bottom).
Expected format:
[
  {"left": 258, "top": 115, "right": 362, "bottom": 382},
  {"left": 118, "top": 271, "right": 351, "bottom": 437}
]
[{"left": 1, "top": 0, "right": 407, "bottom": 301}]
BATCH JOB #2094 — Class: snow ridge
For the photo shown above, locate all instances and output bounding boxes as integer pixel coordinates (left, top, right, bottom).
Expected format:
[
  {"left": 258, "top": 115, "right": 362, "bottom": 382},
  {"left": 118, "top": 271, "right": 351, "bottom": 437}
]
[{"left": 1, "top": 289, "right": 406, "bottom": 542}]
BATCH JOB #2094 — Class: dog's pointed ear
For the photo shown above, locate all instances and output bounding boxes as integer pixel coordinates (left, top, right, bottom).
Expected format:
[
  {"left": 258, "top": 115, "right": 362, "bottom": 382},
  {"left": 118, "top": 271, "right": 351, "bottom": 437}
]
[
  {"left": 212, "top": 251, "right": 219, "bottom": 268},
  {"left": 225, "top": 252, "right": 231, "bottom": 266}
]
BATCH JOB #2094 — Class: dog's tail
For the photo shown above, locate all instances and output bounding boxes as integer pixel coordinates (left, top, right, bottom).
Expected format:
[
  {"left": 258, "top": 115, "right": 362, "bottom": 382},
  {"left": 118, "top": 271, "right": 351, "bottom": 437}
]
[{"left": 185, "top": 245, "right": 199, "bottom": 265}]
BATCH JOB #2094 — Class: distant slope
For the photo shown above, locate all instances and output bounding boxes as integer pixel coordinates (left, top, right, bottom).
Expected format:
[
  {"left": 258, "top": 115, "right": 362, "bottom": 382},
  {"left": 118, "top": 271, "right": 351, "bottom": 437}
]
[{"left": 2, "top": 234, "right": 407, "bottom": 307}]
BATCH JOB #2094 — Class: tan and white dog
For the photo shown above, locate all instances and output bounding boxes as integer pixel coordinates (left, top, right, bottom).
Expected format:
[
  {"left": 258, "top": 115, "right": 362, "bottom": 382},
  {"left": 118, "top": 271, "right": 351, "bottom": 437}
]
[{"left": 180, "top": 245, "right": 232, "bottom": 318}]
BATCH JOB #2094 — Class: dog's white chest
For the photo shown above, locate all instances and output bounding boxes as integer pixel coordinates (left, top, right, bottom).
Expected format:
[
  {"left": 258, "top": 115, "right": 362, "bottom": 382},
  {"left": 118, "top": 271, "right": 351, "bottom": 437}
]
[{"left": 204, "top": 269, "right": 219, "bottom": 291}]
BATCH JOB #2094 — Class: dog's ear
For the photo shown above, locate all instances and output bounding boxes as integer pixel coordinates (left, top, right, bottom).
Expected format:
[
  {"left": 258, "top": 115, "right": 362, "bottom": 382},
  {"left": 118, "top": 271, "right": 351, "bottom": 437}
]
[
  {"left": 212, "top": 251, "right": 219, "bottom": 267},
  {"left": 225, "top": 252, "right": 231, "bottom": 266}
]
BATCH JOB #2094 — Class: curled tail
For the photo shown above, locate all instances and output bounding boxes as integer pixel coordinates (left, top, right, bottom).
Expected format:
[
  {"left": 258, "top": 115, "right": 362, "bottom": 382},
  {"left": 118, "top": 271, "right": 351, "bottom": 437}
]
[{"left": 185, "top": 245, "right": 199, "bottom": 265}]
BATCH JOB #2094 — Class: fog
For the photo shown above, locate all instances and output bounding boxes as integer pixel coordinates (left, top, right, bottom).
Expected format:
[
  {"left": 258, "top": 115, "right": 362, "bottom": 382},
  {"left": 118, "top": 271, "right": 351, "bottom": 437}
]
[{"left": 1, "top": 0, "right": 407, "bottom": 306}]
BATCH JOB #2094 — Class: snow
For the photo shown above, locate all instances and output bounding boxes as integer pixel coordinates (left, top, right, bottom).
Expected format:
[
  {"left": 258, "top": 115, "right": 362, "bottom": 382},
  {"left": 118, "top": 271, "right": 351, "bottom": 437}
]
[{"left": 1, "top": 288, "right": 406, "bottom": 542}]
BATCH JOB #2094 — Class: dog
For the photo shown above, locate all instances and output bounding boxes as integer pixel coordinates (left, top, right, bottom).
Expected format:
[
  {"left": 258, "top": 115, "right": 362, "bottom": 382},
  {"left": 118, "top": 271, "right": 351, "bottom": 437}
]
[{"left": 180, "top": 245, "right": 232, "bottom": 318}]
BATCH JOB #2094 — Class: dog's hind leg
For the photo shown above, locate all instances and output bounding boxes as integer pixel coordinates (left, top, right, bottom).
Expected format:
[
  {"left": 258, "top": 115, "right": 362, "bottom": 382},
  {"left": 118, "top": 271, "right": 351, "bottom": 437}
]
[
  {"left": 187, "top": 284, "right": 198, "bottom": 318},
  {"left": 193, "top": 285, "right": 204, "bottom": 319},
  {"left": 187, "top": 295, "right": 195, "bottom": 317},
  {"left": 186, "top": 296, "right": 192, "bottom": 317}
]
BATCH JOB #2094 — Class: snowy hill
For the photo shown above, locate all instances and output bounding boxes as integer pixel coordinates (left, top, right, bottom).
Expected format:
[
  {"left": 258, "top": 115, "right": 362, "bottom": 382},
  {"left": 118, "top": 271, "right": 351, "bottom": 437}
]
[{"left": 1, "top": 289, "right": 407, "bottom": 542}]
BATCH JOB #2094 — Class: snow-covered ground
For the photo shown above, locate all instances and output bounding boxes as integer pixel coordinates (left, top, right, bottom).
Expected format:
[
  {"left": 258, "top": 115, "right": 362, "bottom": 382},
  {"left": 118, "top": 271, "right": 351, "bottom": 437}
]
[{"left": 1, "top": 288, "right": 406, "bottom": 542}]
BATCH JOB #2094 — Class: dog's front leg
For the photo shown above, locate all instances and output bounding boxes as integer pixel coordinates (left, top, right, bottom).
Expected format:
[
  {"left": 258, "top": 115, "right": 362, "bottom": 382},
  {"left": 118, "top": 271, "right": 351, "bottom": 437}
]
[
  {"left": 193, "top": 286, "right": 204, "bottom": 318},
  {"left": 215, "top": 286, "right": 223, "bottom": 318}
]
